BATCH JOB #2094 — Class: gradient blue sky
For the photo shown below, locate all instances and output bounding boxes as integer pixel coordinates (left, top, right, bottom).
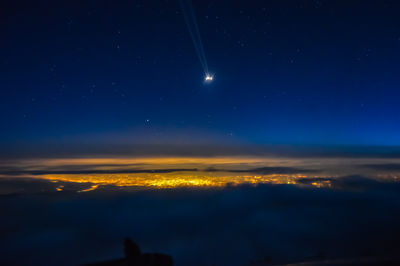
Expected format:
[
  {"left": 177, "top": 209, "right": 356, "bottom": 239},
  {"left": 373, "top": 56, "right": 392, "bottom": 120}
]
[{"left": 2, "top": 0, "right": 400, "bottom": 153}]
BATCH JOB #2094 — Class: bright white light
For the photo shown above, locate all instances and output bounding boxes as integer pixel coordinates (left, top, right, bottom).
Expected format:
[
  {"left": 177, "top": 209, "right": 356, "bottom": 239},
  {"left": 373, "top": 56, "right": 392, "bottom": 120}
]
[{"left": 205, "top": 74, "right": 213, "bottom": 82}]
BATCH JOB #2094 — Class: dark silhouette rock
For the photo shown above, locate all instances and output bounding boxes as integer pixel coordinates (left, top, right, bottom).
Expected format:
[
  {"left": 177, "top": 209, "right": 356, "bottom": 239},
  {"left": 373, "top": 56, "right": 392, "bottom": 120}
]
[
  {"left": 86, "top": 238, "right": 173, "bottom": 266},
  {"left": 124, "top": 238, "right": 141, "bottom": 259}
]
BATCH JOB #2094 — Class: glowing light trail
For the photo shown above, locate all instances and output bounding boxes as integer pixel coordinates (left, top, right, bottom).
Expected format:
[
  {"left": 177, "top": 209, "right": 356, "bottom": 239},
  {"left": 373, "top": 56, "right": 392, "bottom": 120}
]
[
  {"left": 179, "top": 0, "right": 213, "bottom": 81},
  {"left": 205, "top": 74, "right": 213, "bottom": 82}
]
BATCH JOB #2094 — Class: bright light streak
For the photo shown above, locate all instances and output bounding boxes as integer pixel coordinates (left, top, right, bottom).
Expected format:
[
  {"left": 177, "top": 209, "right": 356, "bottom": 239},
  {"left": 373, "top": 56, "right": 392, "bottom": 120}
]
[{"left": 205, "top": 74, "right": 213, "bottom": 82}]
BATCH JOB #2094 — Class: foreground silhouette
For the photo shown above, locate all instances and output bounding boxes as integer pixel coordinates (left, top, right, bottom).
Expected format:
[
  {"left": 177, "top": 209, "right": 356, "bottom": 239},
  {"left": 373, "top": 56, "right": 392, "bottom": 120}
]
[
  {"left": 87, "top": 238, "right": 173, "bottom": 266},
  {"left": 86, "top": 238, "right": 400, "bottom": 266}
]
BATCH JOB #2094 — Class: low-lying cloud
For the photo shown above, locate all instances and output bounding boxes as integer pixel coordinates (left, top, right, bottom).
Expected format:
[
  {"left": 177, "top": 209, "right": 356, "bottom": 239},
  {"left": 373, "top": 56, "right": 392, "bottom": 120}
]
[{"left": 1, "top": 175, "right": 400, "bottom": 265}]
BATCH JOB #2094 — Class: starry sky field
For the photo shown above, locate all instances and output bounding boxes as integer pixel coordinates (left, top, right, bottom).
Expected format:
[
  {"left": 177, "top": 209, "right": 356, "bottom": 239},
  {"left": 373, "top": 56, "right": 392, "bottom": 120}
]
[
  {"left": 2, "top": 1, "right": 400, "bottom": 265},
  {"left": 2, "top": 0, "right": 400, "bottom": 154}
]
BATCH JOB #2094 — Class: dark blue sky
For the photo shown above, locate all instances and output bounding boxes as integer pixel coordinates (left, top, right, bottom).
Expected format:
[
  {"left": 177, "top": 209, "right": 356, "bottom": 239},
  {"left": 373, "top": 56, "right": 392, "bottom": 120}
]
[{"left": 2, "top": 0, "right": 400, "bottom": 153}]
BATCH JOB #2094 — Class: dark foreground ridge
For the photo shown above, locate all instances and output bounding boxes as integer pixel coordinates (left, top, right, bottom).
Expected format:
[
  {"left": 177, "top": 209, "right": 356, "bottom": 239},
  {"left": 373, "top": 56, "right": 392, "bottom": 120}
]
[
  {"left": 86, "top": 237, "right": 400, "bottom": 266},
  {"left": 86, "top": 238, "right": 173, "bottom": 266}
]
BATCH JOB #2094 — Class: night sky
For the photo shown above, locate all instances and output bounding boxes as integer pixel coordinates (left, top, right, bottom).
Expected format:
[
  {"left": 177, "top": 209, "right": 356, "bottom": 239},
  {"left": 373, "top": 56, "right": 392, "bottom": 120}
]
[
  {"left": 2, "top": 0, "right": 400, "bottom": 156},
  {"left": 3, "top": 2, "right": 400, "bottom": 266}
]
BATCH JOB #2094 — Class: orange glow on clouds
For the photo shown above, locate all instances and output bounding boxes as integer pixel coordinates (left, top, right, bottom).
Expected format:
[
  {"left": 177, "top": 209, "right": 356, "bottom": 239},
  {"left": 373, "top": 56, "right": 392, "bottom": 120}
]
[
  {"left": 3, "top": 156, "right": 400, "bottom": 192},
  {"left": 40, "top": 172, "right": 312, "bottom": 190}
]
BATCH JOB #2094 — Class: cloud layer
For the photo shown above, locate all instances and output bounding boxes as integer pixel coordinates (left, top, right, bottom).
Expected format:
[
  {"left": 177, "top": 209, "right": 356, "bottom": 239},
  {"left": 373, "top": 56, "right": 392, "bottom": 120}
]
[{"left": 1, "top": 175, "right": 400, "bottom": 265}]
